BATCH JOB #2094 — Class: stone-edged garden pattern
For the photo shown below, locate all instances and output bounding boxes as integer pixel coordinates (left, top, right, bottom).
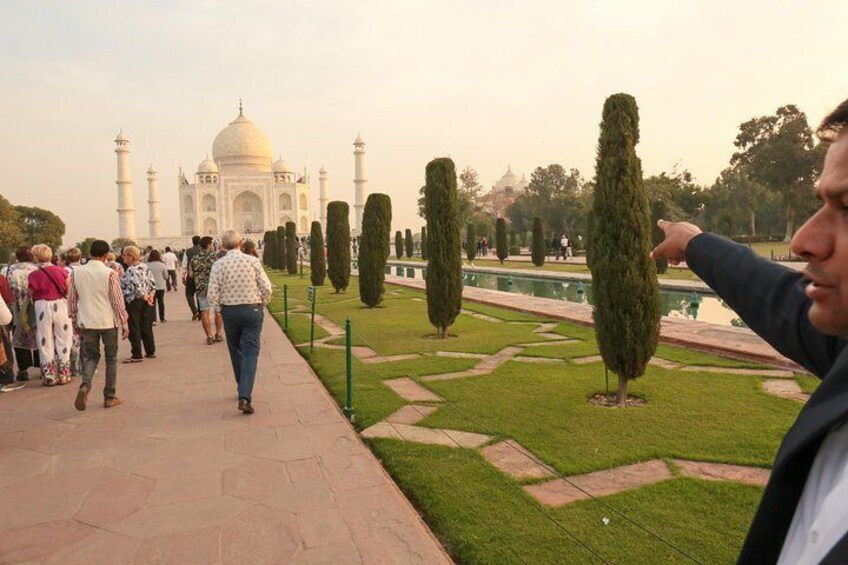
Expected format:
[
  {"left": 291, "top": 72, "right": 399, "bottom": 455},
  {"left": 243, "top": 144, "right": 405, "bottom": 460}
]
[{"left": 269, "top": 269, "right": 813, "bottom": 564}]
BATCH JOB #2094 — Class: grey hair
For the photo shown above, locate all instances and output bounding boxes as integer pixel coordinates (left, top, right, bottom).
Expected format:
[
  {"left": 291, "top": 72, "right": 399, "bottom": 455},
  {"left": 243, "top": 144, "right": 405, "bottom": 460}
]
[{"left": 222, "top": 230, "right": 241, "bottom": 250}]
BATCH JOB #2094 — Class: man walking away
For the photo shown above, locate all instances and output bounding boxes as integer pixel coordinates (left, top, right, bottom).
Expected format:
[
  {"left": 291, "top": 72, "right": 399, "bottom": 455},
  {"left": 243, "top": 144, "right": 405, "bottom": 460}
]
[
  {"left": 207, "top": 230, "right": 272, "bottom": 415},
  {"left": 183, "top": 235, "right": 201, "bottom": 320},
  {"left": 162, "top": 246, "right": 179, "bottom": 291},
  {"left": 68, "top": 240, "right": 129, "bottom": 410}
]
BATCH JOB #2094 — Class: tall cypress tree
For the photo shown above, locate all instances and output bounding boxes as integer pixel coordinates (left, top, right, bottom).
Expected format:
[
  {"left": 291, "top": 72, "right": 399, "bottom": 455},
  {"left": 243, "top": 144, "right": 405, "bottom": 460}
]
[
  {"left": 421, "top": 226, "right": 428, "bottom": 260},
  {"left": 404, "top": 228, "right": 414, "bottom": 258},
  {"left": 276, "top": 226, "right": 287, "bottom": 271},
  {"left": 285, "top": 222, "right": 298, "bottom": 274},
  {"left": 465, "top": 223, "right": 477, "bottom": 263},
  {"left": 309, "top": 221, "right": 326, "bottom": 286},
  {"left": 424, "top": 158, "right": 462, "bottom": 338},
  {"left": 358, "top": 194, "right": 392, "bottom": 307},
  {"left": 650, "top": 200, "right": 669, "bottom": 274},
  {"left": 531, "top": 217, "right": 545, "bottom": 267},
  {"left": 326, "top": 201, "right": 351, "bottom": 292},
  {"left": 589, "top": 93, "right": 661, "bottom": 405},
  {"left": 394, "top": 231, "right": 403, "bottom": 259},
  {"left": 262, "top": 231, "right": 274, "bottom": 267},
  {"left": 496, "top": 218, "right": 508, "bottom": 264}
]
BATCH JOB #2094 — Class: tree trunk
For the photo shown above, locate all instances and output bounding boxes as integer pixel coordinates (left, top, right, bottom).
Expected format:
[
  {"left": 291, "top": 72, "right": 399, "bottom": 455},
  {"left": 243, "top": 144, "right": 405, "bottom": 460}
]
[
  {"left": 616, "top": 374, "right": 628, "bottom": 406},
  {"left": 783, "top": 206, "right": 795, "bottom": 243},
  {"left": 749, "top": 211, "right": 756, "bottom": 237}
]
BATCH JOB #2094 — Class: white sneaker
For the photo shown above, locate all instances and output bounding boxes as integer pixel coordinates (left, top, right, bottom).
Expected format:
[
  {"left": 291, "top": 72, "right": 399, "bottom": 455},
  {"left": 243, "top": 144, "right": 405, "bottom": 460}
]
[{"left": 1, "top": 382, "right": 26, "bottom": 393}]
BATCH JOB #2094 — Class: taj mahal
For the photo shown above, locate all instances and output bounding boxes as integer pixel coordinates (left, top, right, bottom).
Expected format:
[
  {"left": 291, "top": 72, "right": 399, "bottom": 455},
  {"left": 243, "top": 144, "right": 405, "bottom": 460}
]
[{"left": 115, "top": 103, "right": 368, "bottom": 248}]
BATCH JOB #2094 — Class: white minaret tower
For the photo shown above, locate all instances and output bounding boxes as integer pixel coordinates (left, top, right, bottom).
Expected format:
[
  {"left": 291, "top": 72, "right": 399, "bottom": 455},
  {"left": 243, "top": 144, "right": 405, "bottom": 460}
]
[
  {"left": 353, "top": 134, "right": 367, "bottom": 235},
  {"left": 319, "top": 165, "right": 328, "bottom": 229},
  {"left": 146, "top": 164, "right": 161, "bottom": 238},
  {"left": 115, "top": 130, "right": 137, "bottom": 241}
]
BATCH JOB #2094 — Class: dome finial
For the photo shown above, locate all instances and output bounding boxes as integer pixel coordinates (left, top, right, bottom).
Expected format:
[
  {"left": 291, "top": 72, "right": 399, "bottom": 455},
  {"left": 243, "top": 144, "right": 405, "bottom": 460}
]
[{"left": 239, "top": 98, "right": 243, "bottom": 116}]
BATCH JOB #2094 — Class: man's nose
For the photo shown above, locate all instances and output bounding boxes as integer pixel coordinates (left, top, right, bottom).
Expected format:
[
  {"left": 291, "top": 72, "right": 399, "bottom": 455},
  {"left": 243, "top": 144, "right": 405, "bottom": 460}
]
[{"left": 791, "top": 208, "right": 832, "bottom": 262}]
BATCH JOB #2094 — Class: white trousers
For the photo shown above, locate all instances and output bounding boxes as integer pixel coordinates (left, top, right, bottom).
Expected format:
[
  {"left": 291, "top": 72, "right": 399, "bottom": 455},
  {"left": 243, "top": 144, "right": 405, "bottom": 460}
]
[{"left": 34, "top": 299, "right": 71, "bottom": 378}]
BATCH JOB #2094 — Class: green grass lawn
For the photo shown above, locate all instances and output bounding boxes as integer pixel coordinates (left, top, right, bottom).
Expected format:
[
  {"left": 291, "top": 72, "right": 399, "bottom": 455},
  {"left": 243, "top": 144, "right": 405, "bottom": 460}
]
[{"left": 265, "top": 266, "right": 800, "bottom": 564}]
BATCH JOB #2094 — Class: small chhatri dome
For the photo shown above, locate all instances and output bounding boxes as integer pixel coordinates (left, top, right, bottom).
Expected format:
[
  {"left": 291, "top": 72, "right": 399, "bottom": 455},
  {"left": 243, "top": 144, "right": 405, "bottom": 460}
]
[
  {"left": 211, "top": 105, "right": 274, "bottom": 171},
  {"left": 273, "top": 155, "right": 292, "bottom": 173},
  {"left": 147, "top": 164, "right": 157, "bottom": 174},
  {"left": 115, "top": 129, "right": 129, "bottom": 142},
  {"left": 197, "top": 154, "right": 219, "bottom": 173},
  {"left": 354, "top": 134, "right": 364, "bottom": 146},
  {"left": 516, "top": 173, "right": 529, "bottom": 190}
]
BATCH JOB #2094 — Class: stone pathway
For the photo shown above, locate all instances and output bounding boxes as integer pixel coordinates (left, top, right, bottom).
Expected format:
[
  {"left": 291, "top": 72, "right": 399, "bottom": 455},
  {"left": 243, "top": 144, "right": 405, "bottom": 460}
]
[{"left": 0, "top": 292, "right": 451, "bottom": 564}]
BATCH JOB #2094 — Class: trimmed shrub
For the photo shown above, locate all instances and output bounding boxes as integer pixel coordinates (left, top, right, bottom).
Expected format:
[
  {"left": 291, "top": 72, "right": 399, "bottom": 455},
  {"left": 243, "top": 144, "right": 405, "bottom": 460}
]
[
  {"left": 465, "top": 223, "right": 477, "bottom": 262},
  {"left": 262, "top": 230, "right": 274, "bottom": 268},
  {"left": 276, "top": 226, "right": 287, "bottom": 271},
  {"left": 509, "top": 245, "right": 521, "bottom": 255},
  {"left": 589, "top": 93, "right": 661, "bottom": 405},
  {"left": 358, "top": 194, "right": 392, "bottom": 307},
  {"left": 424, "top": 158, "right": 462, "bottom": 338},
  {"left": 531, "top": 216, "right": 545, "bottom": 267},
  {"left": 421, "top": 227, "right": 428, "bottom": 260},
  {"left": 395, "top": 231, "right": 403, "bottom": 259},
  {"left": 495, "top": 218, "right": 508, "bottom": 264},
  {"left": 309, "top": 221, "right": 326, "bottom": 286},
  {"left": 327, "top": 201, "right": 351, "bottom": 292},
  {"left": 404, "top": 228, "right": 414, "bottom": 258},
  {"left": 285, "top": 222, "right": 298, "bottom": 274},
  {"left": 509, "top": 229, "right": 517, "bottom": 248}
]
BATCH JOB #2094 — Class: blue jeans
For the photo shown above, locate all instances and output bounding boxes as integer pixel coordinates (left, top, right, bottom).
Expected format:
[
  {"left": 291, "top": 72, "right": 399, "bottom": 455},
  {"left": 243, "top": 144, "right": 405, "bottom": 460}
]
[{"left": 221, "top": 305, "right": 264, "bottom": 401}]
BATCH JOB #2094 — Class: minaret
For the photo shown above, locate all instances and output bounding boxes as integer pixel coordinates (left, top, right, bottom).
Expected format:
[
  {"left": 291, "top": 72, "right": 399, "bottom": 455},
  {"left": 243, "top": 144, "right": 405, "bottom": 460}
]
[
  {"left": 319, "top": 165, "right": 328, "bottom": 228},
  {"left": 115, "top": 130, "right": 137, "bottom": 241},
  {"left": 147, "top": 164, "right": 161, "bottom": 238},
  {"left": 353, "top": 135, "right": 367, "bottom": 234}
]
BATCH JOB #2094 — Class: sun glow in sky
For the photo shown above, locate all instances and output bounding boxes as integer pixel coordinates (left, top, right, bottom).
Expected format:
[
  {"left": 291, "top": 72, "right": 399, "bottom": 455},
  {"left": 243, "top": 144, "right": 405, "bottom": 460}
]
[{"left": 1, "top": 0, "right": 846, "bottom": 246}]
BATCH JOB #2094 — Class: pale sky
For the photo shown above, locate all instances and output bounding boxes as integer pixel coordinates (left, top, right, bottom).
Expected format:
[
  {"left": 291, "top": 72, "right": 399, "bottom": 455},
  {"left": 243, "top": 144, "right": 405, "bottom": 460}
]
[{"left": 1, "top": 0, "right": 846, "bottom": 247}]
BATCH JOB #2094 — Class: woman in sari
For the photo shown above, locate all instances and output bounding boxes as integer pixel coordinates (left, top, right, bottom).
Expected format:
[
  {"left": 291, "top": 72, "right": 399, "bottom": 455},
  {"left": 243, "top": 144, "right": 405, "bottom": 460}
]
[{"left": 6, "top": 247, "right": 39, "bottom": 382}]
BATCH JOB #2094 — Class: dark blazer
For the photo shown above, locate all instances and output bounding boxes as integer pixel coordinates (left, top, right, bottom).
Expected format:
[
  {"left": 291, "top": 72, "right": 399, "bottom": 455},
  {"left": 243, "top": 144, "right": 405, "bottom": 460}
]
[{"left": 687, "top": 234, "right": 848, "bottom": 564}]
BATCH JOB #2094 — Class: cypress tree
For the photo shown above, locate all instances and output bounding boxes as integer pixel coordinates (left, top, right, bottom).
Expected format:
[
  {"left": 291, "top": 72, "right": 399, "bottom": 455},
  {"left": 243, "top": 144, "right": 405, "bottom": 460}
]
[
  {"left": 496, "top": 218, "right": 508, "bottom": 264},
  {"left": 421, "top": 226, "right": 428, "bottom": 260},
  {"left": 589, "top": 93, "right": 661, "bottom": 406},
  {"left": 358, "top": 193, "right": 392, "bottom": 307},
  {"left": 276, "top": 226, "right": 287, "bottom": 271},
  {"left": 394, "top": 231, "right": 403, "bottom": 259},
  {"left": 531, "top": 216, "right": 545, "bottom": 267},
  {"left": 309, "top": 221, "right": 326, "bottom": 286},
  {"left": 424, "top": 158, "right": 462, "bottom": 338},
  {"left": 650, "top": 200, "right": 669, "bottom": 275},
  {"left": 465, "top": 223, "right": 477, "bottom": 263},
  {"left": 285, "top": 222, "right": 298, "bottom": 274},
  {"left": 404, "top": 228, "right": 414, "bottom": 258},
  {"left": 509, "top": 229, "right": 517, "bottom": 248},
  {"left": 262, "top": 231, "right": 274, "bottom": 268},
  {"left": 326, "top": 201, "right": 351, "bottom": 292}
]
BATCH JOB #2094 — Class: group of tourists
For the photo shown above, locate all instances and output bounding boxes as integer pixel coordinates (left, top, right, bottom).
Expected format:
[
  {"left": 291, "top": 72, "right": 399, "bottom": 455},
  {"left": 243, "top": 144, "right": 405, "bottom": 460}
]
[{"left": 551, "top": 234, "right": 573, "bottom": 260}]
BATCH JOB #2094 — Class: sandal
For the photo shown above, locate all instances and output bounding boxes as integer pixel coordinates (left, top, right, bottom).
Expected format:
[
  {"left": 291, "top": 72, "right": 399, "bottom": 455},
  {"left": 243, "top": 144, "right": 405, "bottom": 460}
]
[
  {"left": 122, "top": 358, "right": 143, "bottom": 364},
  {"left": 206, "top": 336, "right": 215, "bottom": 345},
  {"left": 214, "top": 334, "right": 224, "bottom": 343}
]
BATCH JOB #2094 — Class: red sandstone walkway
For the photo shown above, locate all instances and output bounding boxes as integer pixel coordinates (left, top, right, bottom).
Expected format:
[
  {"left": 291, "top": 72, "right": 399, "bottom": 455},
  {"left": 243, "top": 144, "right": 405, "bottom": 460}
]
[{"left": 0, "top": 292, "right": 450, "bottom": 564}]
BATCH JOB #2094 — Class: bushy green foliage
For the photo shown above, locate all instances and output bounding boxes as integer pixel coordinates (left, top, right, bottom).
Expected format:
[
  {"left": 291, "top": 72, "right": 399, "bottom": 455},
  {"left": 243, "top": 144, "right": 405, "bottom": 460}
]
[
  {"left": 589, "top": 93, "right": 661, "bottom": 404},
  {"left": 17, "top": 205, "right": 65, "bottom": 248},
  {"left": 359, "top": 194, "right": 393, "bottom": 307},
  {"left": 424, "top": 158, "right": 462, "bottom": 338},
  {"left": 509, "top": 245, "right": 520, "bottom": 255},
  {"left": 276, "top": 226, "right": 287, "bottom": 271},
  {"left": 495, "top": 218, "right": 508, "bottom": 263},
  {"left": 465, "top": 223, "right": 476, "bottom": 262},
  {"left": 421, "top": 227, "right": 428, "bottom": 260},
  {"left": 531, "top": 216, "right": 545, "bottom": 267},
  {"left": 509, "top": 229, "right": 517, "bottom": 248},
  {"left": 395, "top": 231, "right": 403, "bottom": 259},
  {"left": 650, "top": 200, "right": 669, "bottom": 274},
  {"left": 285, "top": 222, "right": 298, "bottom": 274},
  {"left": 262, "top": 231, "right": 275, "bottom": 268},
  {"left": 326, "top": 201, "right": 351, "bottom": 292},
  {"left": 404, "top": 228, "right": 414, "bottom": 258},
  {"left": 309, "top": 221, "right": 326, "bottom": 286}
]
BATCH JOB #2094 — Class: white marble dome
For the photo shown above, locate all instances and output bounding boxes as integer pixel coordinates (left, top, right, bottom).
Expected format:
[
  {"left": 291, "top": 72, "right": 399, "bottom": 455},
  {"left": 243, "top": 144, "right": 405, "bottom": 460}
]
[
  {"left": 212, "top": 114, "right": 274, "bottom": 170},
  {"left": 197, "top": 154, "right": 218, "bottom": 173},
  {"left": 494, "top": 166, "right": 520, "bottom": 192},
  {"left": 273, "top": 155, "right": 292, "bottom": 173}
]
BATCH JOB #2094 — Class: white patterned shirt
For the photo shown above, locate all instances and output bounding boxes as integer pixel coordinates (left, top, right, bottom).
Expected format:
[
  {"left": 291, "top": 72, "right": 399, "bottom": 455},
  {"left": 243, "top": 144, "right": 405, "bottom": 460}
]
[{"left": 206, "top": 249, "right": 272, "bottom": 312}]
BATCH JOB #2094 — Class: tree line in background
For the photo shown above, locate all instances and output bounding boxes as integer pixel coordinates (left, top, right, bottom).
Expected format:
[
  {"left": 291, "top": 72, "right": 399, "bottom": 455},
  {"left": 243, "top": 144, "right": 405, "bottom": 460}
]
[{"left": 0, "top": 195, "right": 66, "bottom": 261}]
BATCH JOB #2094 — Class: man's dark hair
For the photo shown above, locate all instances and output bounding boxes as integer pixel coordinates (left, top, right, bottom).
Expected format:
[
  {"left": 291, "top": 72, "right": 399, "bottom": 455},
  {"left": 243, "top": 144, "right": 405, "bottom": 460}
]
[
  {"left": 818, "top": 98, "right": 848, "bottom": 141},
  {"left": 15, "top": 246, "right": 33, "bottom": 262},
  {"left": 89, "top": 240, "right": 110, "bottom": 258},
  {"left": 200, "top": 236, "right": 214, "bottom": 249},
  {"left": 165, "top": 246, "right": 171, "bottom": 253},
  {"left": 148, "top": 250, "right": 162, "bottom": 262},
  {"left": 192, "top": 235, "right": 201, "bottom": 246}
]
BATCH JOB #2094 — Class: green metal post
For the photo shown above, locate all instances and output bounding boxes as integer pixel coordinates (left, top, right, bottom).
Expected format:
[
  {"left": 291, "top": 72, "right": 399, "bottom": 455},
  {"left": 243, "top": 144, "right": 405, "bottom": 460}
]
[
  {"left": 284, "top": 284, "right": 289, "bottom": 331},
  {"left": 344, "top": 318, "right": 354, "bottom": 422},
  {"left": 310, "top": 289, "right": 316, "bottom": 349}
]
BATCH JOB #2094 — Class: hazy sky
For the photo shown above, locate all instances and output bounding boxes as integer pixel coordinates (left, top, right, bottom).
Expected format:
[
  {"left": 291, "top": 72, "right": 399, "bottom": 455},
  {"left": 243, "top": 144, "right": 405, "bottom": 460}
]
[{"left": 1, "top": 0, "right": 846, "bottom": 247}]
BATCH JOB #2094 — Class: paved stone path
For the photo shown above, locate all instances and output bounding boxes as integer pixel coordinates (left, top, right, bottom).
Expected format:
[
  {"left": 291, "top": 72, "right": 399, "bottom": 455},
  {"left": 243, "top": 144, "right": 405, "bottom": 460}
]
[{"left": 0, "top": 292, "right": 451, "bottom": 564}]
